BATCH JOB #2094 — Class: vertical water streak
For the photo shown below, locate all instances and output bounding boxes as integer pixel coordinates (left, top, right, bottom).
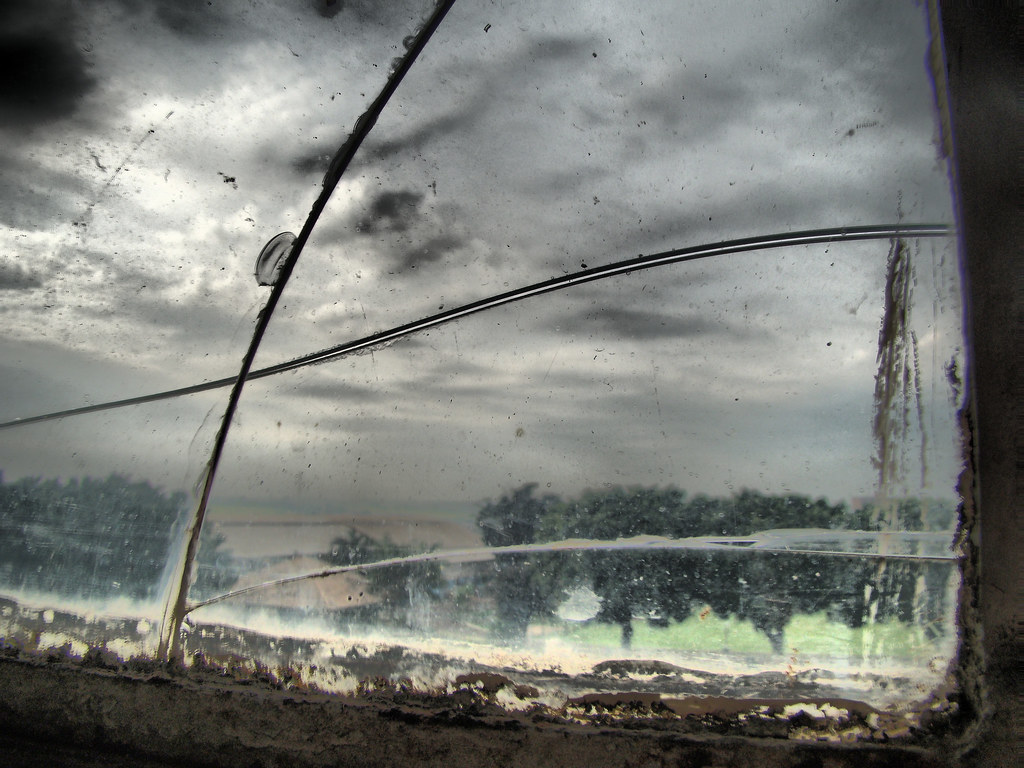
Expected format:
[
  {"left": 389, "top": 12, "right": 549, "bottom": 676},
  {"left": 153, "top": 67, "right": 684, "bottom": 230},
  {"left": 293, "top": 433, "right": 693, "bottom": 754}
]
[
  {"left": 869, "top": 237, "right": 931, "bottom": 644},
  {"left": 872, "top": 238, "right": 927, "bottom": 521}
]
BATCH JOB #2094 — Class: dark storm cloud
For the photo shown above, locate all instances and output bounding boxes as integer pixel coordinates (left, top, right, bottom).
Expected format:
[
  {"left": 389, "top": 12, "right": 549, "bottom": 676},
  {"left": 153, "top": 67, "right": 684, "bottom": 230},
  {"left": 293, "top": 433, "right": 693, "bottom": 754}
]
[
  {"left": 0, "top": 263, "right": 45, "bottom": 291},
  {"left": 151, "top": 0, "right": 231, "bottom": 38},
  {"left": 291, "top": 147, "right": 336, "bottom": 176},
  {"left": 313, "top": 187, "right": 470, "bottom": 273},
  {"left": 313, "top": 0, "right": 431, "bottom": 25},
  {"left": 629, "top": 71, "right": 754, "bottom": 145},
  {"left": 110, "top": 0, "right": 237, "bottom": 41},
  {"left": 557, "top": 307, "right": 723, "bottom": 340},
  {"left": 0, "top": 155, "right": 98, "bottom": 229},
  {"left": 396, "top": 233, "right": 466, "bottom": 271},
  {"left": 0, "top": 2, "right": 95, "bottom": 127},
  {"left": 292, "top": 380, "right": 387, "bottom": 403},
  {"left": 357, "top": 190, "right": 424, "bottom": 233},
  {"left": 410, "top": 356, "right": 496, "bottom": 380},
  {"left": 391, "top": 377, "right": 515, "bottom": 404},
  {"left": 313, "top": 0, "right": 344, "bottom": 20},
  {"left": 363, "top": 108, "right": 472, "bottom": 162},
  {"left": 365, "top": 34, "right": 594, "bottom": 160}
]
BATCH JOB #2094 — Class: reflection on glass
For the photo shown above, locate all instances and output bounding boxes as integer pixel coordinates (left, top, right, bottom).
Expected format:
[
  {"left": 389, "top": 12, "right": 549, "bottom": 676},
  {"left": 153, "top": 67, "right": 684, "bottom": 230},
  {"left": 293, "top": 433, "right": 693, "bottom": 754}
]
[
  {"left": 188, "top": 234, "right": 962, "bottom": 706},
  {"left": 0, "top": 394, "right": 222, "bottom": 656}
]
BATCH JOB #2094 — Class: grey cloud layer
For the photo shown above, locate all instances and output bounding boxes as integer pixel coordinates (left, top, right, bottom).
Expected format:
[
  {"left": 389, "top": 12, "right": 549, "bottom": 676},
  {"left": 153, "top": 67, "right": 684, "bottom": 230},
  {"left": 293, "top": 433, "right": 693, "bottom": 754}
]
[{"left": 0, "top": 1, "right": 963, "bottom": 509}]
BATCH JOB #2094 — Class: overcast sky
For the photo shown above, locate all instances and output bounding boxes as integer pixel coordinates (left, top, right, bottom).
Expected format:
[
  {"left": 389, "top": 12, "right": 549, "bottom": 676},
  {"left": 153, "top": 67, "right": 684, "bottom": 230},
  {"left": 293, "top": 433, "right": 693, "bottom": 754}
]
[{"left": 0, "top": 0, "right": 964, "bottom": 517}]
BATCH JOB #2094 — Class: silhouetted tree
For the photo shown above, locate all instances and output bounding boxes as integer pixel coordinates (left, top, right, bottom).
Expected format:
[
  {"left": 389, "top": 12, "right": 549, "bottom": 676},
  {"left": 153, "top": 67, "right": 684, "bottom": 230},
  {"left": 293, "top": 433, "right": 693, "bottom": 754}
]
[
  {"left": 0, "top": 472, "right": 191, "bottom": 601},
  {"left": 472, "top": 483, "right": 953, "bottom": 653},
  {"left": 476, "top": 484, "right": 565, "bottom": 644},
  {"left": 324, "top": 529, "right": 442, "bottom": 626},
  {"left": 541, "top": 487, "right": 690, "bottom": 647}
]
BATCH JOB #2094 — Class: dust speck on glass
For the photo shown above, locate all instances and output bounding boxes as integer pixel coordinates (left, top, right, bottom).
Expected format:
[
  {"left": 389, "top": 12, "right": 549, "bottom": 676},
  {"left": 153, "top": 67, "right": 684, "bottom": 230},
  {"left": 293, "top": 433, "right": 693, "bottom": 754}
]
[{"left": 0, "top": 0, "right": 965, "bottom": 719}]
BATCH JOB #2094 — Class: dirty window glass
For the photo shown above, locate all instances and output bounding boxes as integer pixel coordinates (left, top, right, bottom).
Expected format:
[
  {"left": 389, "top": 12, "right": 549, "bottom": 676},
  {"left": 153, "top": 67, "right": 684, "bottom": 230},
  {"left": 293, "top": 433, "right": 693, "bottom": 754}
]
[
  {"left": 1, "top": 0, "right": 963, "bottom": 724},
  {"left": 0, "top": 0, "right": 444, "bottom": 656}
]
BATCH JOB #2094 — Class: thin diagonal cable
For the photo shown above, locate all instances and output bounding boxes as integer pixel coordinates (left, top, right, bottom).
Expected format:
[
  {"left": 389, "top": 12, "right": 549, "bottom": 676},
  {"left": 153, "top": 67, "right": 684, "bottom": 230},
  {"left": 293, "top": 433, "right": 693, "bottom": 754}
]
[
  {"left": 0, "top": 223, "right": 951, "bottom": 431},
  {"left": 157, "top": 0, "right": 460, "bottom": 660}
]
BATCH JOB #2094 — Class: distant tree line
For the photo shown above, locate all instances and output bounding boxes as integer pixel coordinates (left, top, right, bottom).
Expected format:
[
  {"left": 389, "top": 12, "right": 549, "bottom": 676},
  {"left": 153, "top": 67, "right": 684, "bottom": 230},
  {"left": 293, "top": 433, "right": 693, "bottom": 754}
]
[
  {"left": 0, "top": 472, "right": 230, "bottom": 603},
  {"left": 0, "top": 472, "right": 187, "bottom": 601},
  {"left": 0, "top": 470, "right": 952, "bottom": 655},
  {"left": 475, "top": 484, "right": 955, "bottom": 652},
  {"left": 321, "top": 529, "right": 443, "bottom": 627}
]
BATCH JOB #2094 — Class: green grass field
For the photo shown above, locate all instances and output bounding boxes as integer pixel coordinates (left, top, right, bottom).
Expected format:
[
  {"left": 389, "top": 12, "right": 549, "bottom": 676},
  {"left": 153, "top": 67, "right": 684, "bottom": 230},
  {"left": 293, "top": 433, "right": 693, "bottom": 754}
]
[{"left": 532, "top": 610, "right": 947, "bottom": 660}]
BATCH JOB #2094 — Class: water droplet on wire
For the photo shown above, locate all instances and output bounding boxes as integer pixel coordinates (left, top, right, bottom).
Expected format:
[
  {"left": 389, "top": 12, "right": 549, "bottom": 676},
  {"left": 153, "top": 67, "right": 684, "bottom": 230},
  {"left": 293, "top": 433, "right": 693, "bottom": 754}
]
[{"left": 254, "top": 232, "right": 296, "bottom": 286}]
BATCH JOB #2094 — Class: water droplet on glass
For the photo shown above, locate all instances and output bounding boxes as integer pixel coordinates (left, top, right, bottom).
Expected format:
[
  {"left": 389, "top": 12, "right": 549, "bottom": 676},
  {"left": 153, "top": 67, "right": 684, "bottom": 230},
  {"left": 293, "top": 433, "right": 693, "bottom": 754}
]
[{"left": 254, "top": 232, "right": 296, "bottom": 286}]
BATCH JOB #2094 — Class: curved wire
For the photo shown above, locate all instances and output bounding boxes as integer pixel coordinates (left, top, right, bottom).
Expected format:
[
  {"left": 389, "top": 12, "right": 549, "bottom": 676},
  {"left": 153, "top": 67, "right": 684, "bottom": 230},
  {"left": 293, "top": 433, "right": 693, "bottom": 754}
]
[
  {"left": 185, "top": 531, "right": 960, "bottom": 615},
  {"left": 0, "top": 223, "right": 951, "bottom": 431},
  {"left": 157, "top": 0, "right": 461, "bottom": 660}
]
